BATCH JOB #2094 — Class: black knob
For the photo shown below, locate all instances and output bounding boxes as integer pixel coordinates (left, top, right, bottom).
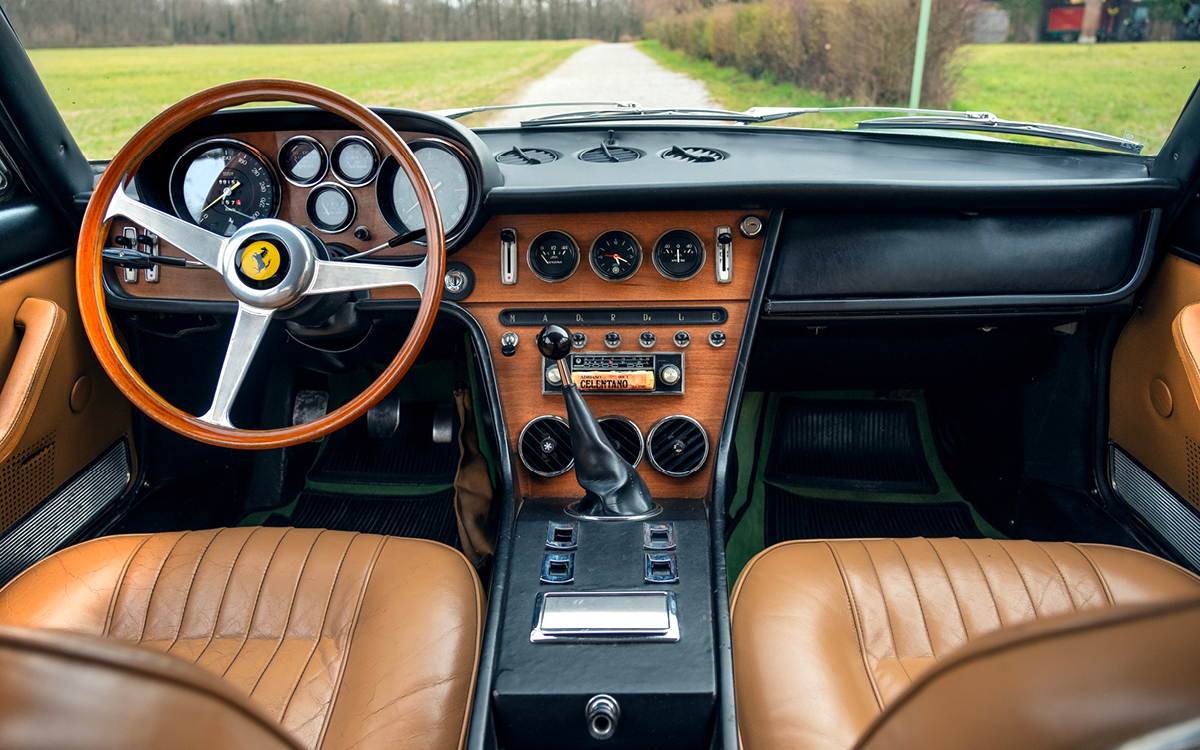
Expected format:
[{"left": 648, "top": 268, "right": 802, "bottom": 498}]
[
  {"left": 113, "top": 234, "right": 134, "bottom": 248},
  {"left": 605, "top": 332, "right": 621, "bottom": 349},
  {"left": 501, "top": 228, "right": 516, "bottom": 243},
  {"left": 639, "top": 331, "right": 656, "bottom": 348},
  {"left": 537, "top": 325, "right": 573, "bottom": 361},
  {"left": 674, "top": 331, "right": 691, "bottom": 348},
  {"left": 718, "top": 231, "right": 733, "bottom": 245},
  {"left": 572, "top": 331, "right": 588, "bottom": 349},
  {"left": 501, "top": 343, "right": 517, "bottom": 357},
  {"left": 354, "top": 225, "right": 371, "bottom": 241}
]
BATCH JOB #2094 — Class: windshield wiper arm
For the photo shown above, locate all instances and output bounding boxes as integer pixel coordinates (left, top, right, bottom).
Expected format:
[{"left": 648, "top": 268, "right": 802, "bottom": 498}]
[
  {"left": 516, "top": 105, "right": 994, "bottom": 127},
  {"left": 432, "top": 101, "right": 642, "bottom": 120},
  {"left": 855, "top": 115, "right": 1144, "bottom": 154}
]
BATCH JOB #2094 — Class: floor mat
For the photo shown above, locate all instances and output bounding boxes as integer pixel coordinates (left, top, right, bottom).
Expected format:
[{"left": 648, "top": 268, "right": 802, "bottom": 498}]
[
  {"left": 726, "top": 391, "right": 1005, "bottom": 586},
  {"left": 764, "top": 484, "right": 983, "bottom": 544},
  {"left": 309, "top": 402, "right": 459, "bottom": 487},
  {"left": 766, "top": 398, "right": 936, "bottom": 493},
  {"left": 263, "top": 488, "right": 458, "bottom": 545}
]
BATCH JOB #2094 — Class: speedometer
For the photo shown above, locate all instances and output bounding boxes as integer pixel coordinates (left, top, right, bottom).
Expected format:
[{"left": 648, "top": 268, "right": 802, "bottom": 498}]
[
  {"left": 380, "top": 139, "right": 475, "bottom": 240},
  {"left": 169, "top": 139, "right": 279, "bottom": 237}
]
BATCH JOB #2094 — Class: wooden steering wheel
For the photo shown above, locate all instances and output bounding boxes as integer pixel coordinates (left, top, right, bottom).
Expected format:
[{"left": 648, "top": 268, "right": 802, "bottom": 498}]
[{"left": 77, "top": 80, "right": 445, "bottom": 449}]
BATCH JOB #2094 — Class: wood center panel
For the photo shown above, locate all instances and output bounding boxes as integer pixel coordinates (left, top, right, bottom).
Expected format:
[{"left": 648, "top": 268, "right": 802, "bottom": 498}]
[{"left": 424, "top": 211, "right": 766, "bottom": 500}]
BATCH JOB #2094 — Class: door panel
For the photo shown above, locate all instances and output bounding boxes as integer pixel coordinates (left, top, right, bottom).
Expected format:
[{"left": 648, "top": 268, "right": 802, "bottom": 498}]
[
  {"left": 0, "top": 253, "right": 131, "bottom": 533},
  {"left": 1111, "top": 253, "right": 1200, "bottom": 509}
]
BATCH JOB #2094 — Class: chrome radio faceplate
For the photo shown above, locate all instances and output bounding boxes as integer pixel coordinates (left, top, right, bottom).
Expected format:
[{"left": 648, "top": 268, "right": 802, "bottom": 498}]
[{"left": 542, "top": 351, "right": 684, "bottom": 395}]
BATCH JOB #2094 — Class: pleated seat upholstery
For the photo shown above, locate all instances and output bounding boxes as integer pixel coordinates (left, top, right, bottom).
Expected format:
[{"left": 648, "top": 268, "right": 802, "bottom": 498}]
[
  {"left": 731, "top": 538, "right": 1200, "bottom": 750},
  {"left": 0, "top": 526, "right": 484, "bottom": 750}
]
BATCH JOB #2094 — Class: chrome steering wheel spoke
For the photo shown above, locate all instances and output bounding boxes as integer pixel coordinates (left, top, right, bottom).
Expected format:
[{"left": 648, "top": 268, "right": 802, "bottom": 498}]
[
  {"left": 197, "top": 302, "right": 275, "bottom": 428},
  {"left": 106, "top": 189, "right": 224, "bottom": 270},
  {"left": 303, "top": 258, "right": 427, "bottom": 297}
]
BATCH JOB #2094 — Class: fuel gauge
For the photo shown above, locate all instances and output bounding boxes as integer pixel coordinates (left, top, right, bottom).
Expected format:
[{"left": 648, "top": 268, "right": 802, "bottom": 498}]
[
  {"left": 590, "top": 230, "right": 642, "bottom": 282},
  {"left": 528, "top": 231, "right": 580, "bottom": 283}
]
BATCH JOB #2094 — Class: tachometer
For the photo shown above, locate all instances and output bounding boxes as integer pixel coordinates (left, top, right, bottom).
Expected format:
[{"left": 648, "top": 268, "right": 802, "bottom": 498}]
[
  {"left": 170, "top": 139, "right": 279, "bottom": 237},
  {"left": 381, "top": 139, "right": 475, "bottom": 239}
]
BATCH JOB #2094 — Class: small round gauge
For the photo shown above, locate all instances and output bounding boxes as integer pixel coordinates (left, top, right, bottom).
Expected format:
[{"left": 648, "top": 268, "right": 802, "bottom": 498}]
[
  {"left": 381, "top": 139, "right": 475, "bottom": 239},
  {"left": 278, "top": 136, "right": 327, "bottom": 186},
  {"left": 653, "top": 229, "right": 706, "bottom": 281},
  {"left": 170, "top": 139, "right": 279, "bottom": 237},
  {"left": 331, "top": 136, "right": 379, "bottom": 186},
  {"left": 590, "top": 230, "right": 642, "bottom": 282},
  {"left": 306, "top": 183, "right": 355, "bottom": 233},
  {"left": 528, "top": 231, "right": 580, "bottom": 283}
]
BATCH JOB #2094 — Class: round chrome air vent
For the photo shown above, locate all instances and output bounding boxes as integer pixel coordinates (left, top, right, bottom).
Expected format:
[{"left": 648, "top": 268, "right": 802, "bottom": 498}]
[
  {"left": 520, "top": 416, "right": 574, "bottom": 477},
  {"left": 662, "top": 145, "right": 727, "bottom": 163},
  {"left": 598, "top": 416, "right": 644, "bottom": 468},
  {"left": 647, "top": 415, "right": 709, "bottom": 477},
  {"left": 496, "top": 147, "right": 560, "bottom": 165},
  {"left": 579, "top": 145, "right": 641, "bottom": 163}
]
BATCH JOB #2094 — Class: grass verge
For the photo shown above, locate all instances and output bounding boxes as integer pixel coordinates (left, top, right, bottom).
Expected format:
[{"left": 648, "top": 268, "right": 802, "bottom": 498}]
[
  {"left": 638, "top": 39, "right": 1199, "bottom": 154},
  {"left": 29, "top": 40, "right": 589, "bottom": 158}
]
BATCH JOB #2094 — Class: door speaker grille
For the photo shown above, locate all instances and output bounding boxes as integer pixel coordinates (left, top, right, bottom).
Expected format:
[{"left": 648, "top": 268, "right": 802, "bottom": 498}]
[
  {"left": 1113, "top": 445, "right": 1200, "bottom": 570},
  {"left": 0, "top": 433, "right": 55, "bottom": 531},
  {"left": 647, "top": 416, "right": 709, "bottom": 477},
  {"left": 520, "top": 416, "right": 574, "bottom": 477}
]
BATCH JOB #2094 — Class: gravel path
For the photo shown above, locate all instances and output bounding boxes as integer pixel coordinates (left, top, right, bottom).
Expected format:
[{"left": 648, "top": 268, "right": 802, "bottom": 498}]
[{"left": 486, "top": 43, "right": 718, "bottom": 126}]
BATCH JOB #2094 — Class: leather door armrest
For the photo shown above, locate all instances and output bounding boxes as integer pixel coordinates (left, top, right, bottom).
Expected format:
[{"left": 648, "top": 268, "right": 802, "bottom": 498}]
[{"left": 0, "top": 297, "right": 65, "bottom": 463}]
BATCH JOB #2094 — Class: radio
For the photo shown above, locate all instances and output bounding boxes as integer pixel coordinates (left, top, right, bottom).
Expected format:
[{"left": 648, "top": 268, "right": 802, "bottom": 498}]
[{"left": 542, "top": 352, "right": 684, "bottom": 395}]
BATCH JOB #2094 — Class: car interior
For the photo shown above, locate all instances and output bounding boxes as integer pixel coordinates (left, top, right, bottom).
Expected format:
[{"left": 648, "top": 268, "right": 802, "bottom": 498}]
[{"left": 1, "top": 10, "right": 1200, "bottom": 750}]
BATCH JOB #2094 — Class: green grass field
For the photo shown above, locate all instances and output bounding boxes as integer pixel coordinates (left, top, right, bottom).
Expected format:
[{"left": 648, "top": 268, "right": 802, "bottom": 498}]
[
  {"left": 28, "top": 40, "right": 589, "bottom": 157},
  {"left": 639, "top": 39, "right": 1200, "bottom": 154}
]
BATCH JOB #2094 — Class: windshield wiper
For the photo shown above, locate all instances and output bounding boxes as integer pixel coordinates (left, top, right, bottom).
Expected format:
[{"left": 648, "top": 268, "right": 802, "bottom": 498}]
[
  {"left": 855, "top": 114, "right": 1144, "bottom": 154},
  {"left": 514, "top": 105, "right": 984, "bottom": 127},
  {"left": 432, "top": 101, "right": 643, "bottom": 120},
  {"left": 497, "top": 105, "right": 1143, "bottom": 154}
]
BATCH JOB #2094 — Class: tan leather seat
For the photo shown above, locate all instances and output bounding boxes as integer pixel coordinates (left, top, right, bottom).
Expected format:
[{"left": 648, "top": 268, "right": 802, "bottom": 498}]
[
  {"left": 731, "top": 538, "right": 1200, "bottom": 750},
  {"left": 0, "top": 526, "right": 484, "bottom": 750}
]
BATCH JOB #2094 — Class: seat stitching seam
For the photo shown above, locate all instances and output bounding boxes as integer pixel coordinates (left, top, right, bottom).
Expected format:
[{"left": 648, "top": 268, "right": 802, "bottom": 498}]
[
  {"left": 996, "top": 542, "right": 1040, "bottom": 619},
  {"left": 863, "top": 541, "right": 915, "bottom": 685},
  {"left": 1067, "top": 543, "right": 1114, "bottom": 606},
  {"left": 314, "top": 534, "right": 387, "bottom": 750},
  {"left": 278, "top": 532, "right": 357, "bottom": 726},
  {"left": 963, "top": 541, "right": 1003, "bottom": 625},
  {"left": 161, "top": 530, "right": 223, "bottom": 654},
  {"left": 892, "top": 539, "right": 937, "bottom": 659},
  {"left": 103, "top": 535, "right": 154, "bottom": 637},
  {"left": 927, "top": 541, "right": 969, "bottom": 643},
  {"left": 220, "top": 529, "right": 291, "bottom": 680},
  {"left": 136, "top": 532, "right": 190, "bottom": 644},
  {"left": 192, "top": 528, "right": 258, "bottom": 665},
  {"left": 247, "top": 529, "right": 323, "bottom": 702},
  {"left": 1037, "top": 542, "right": 1082, "bottom": 612},
  {"left": 827, "top": 542, "right": 886, "bottom": 711}
]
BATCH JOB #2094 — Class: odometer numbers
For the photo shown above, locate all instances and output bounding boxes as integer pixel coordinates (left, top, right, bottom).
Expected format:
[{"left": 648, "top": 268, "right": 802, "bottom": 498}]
[
  {"left": 590, "top": 230, "right": 642, "bottom": 282},
  {"left": 528, "top": 231, "right": 580, "bottom": 283},
  {"left": 653, "top": 229, "right": 706, "bottom": 281}
]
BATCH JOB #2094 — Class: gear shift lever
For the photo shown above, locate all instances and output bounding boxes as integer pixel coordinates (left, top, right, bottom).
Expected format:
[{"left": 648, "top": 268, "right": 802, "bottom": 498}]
[{"left": 537, "top": 325, "right": 657, "bottom": 518}]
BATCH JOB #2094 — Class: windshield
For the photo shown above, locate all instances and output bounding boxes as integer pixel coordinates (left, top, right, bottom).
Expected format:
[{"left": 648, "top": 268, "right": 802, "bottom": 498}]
[{"left": 7, "top": 0, "right": 1198, "bottom": 158}]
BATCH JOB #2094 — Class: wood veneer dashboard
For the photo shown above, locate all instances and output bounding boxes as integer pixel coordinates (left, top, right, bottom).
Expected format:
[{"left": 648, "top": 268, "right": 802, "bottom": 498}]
[
  {"left": 376, "top": 211, "right": 766, "bottom": 500},
  {"left": 108, "top": 145, "right": 764, "bottom": 499}
]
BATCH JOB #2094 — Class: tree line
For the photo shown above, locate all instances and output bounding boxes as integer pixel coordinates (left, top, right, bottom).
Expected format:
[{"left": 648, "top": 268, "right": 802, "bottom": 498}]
[{"left": 5, "top": 0, "right": 644, "bottom": 47}]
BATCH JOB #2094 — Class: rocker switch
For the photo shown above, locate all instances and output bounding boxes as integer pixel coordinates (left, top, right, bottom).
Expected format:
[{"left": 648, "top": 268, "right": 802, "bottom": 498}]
[
  {"left": 645, "top": 553, "right": 679, "bottom": 583},
  {"left": 715, "top": 226, "right": 733, "bottom": 284},
  {"left": 500, "top": 228, "right": 518, "bottom": 285},
  {"left": 141, "top": 231, "right": 160, "bottom": 283},
  {"left": 121, "top": 227, "right": 138, "bottom": 283},
  {"left": 643, "top": 522, "right": 676, "bottom": 550},
  {"left": 546, "top": 520, "right": 578, "bottom": 550},
  {"left": 541, "top": 552, "right": 575, "bottom": 584}
]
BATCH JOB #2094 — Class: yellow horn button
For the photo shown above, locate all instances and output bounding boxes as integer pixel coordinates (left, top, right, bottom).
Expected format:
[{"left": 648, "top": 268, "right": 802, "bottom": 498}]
[{"left": 240, "top": 241, "right": 281, "bottom": 281}]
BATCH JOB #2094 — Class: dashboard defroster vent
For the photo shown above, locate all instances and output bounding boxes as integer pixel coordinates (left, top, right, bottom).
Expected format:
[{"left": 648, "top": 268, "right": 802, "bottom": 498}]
[
  {"left": 599, "top": 416, "right": 645, "bottom": 467},
  {"left": 579, "top": 144, "right": 641, "bottom": 163},
  {"left": 497, "top": 147, "right": 559, "bottom": 165},
  {"left": 662, "top": 146, "right": 726, "bottom": 163},
  {"left": 520, "top": 416, "right": 574, "bottom": 477},
  {"left": 647, "top": 416, "right": 709, "bottom": 477}
]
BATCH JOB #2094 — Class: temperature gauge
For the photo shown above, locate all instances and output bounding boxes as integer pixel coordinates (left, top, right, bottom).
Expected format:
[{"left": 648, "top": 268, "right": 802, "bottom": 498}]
[
  {"left": 528, "top": 231, "right": 580, "bottom": 283},
  {"left": 653, "top": 229, "right": 706, "bottom": 281},
  {"left": 590, "top": 230, "right": 642, "bottom": 282}
]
